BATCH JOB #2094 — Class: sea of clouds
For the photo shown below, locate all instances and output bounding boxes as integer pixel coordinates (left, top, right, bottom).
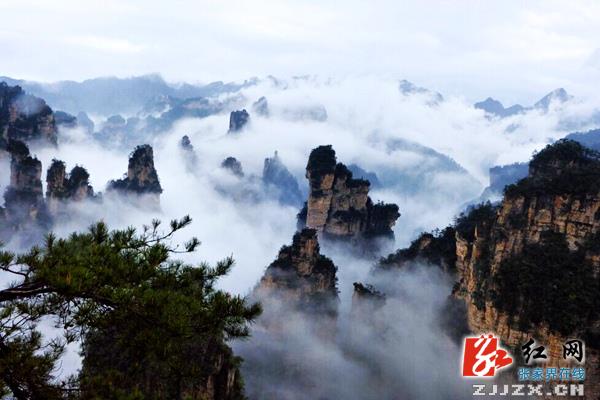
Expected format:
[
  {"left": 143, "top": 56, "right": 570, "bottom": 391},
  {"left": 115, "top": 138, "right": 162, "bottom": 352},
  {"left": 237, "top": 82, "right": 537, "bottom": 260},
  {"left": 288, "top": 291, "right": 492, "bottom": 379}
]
[{"left": 3, "top": 75, "right": 599, "bottom": 397}]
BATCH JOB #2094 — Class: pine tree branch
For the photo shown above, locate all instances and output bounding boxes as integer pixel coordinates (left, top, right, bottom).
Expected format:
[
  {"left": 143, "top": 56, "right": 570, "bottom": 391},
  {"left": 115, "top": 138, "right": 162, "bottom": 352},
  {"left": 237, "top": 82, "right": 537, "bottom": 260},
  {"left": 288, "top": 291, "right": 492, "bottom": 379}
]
[{"left": 0, "top": 282, "right": 50, "bottom": 302}]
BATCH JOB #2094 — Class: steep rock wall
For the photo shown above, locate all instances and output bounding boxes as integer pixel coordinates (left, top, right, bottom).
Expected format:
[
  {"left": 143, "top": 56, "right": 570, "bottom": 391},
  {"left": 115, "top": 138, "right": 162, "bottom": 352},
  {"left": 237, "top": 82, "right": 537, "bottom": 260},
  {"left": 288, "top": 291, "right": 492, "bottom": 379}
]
[{"left": 300, "top": 145, "right": 400, "bottom": 242}]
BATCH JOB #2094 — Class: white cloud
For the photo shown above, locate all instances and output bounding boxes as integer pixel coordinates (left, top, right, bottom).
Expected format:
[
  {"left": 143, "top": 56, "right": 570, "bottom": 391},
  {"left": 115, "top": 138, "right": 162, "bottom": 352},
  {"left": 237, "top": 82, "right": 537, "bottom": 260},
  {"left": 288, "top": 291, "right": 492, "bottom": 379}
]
[
  {"left": 0, "top": 0, "right": 599, "bottom": 102},
  {"left": 64, "top": 35, "right": 146, "bottom": 54},
  {"left": 3, "top": 2, "right": 600, "bottom": 393},
  {"left": 5, "top": 68, "right": 599, "bottom": 387}
]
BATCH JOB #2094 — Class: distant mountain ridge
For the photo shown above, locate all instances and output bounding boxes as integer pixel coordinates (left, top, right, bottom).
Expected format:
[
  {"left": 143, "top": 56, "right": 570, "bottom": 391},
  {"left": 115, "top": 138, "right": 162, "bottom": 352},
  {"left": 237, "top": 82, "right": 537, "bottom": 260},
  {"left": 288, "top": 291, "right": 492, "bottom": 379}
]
[
  {"left": 0, "top": 74, "right": 257, "bottom": 115},
  {"left": 475, "top": 88, "right": 572, "bottom": 118}
]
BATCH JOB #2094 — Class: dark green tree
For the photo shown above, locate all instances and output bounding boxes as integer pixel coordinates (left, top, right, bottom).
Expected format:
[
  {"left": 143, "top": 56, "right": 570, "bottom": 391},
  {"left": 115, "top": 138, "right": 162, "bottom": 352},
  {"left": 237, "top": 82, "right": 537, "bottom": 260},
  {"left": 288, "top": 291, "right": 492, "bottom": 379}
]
[{"left": 0, "top": 216, "right": 261, "bottom": 400}]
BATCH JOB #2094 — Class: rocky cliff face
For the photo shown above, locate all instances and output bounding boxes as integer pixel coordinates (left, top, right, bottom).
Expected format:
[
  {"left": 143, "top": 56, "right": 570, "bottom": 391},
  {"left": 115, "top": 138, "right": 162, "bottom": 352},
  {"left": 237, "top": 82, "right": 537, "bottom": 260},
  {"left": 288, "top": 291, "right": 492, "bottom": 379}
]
[
  {"left": 221, "top": 157, "right": 244, "bottom": 177},
  {"left": 252, "top": 97, "right": 269, "bottom": 117},
  {"left": 46, "top": 159, "right": 94, "bottom": 215},
  {"left": 228, "top": 109, "right": 249, "bottom": 133},
  {"left": 262, "top": 151, "right": 303, "bottom": 207},
  {"left": 54, "top": 111, "right": 77, "bottom": 128},
  {"left": 2, "top": 140, "right": 48, "bottom": 236},
  {"left": 198, "top": 346, "right": 244, "bottom": 400},
  {"left": 46, "top": 160, "right": 67, "bottom": 207},
  {"left": 257, "top": 228, "right": 338, "bottom": 316},
  {"left": 386, "top": 140, "right": 600, "bottom": 397},
  {"left": 299, "top": 145, "right": 399, "bottom": 242},
  {"left": 349, "top": 282, "right": 387, "bottom": 337},
  {"left": 180, "top": 135, "right": 198, "bottom": 170},
  {"left": 180, "top": 135, "right": 193, "bottom": 152},
  {"left": 351, "top": 282, "right": 386, "bottom": 318},
  {"left": 0, "top": 82, "right": 57, "bottom": 149},
  {"left": 453, "top": 141, "right": 600, "bottom": 397},
  {"left": 108, "top": 144, "right": 163, "bottom": 199},
  {"left": 76, "top": 111, "right": 95, "bottom": 134}
]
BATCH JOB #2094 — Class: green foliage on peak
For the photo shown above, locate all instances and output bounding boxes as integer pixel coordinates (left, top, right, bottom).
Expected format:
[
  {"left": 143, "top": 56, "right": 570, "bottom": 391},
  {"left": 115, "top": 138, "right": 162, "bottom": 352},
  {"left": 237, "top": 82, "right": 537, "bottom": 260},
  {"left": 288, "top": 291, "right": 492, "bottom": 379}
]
[
  {"left": 530, "top": 139, "right": 600, "bottom": 170},
  {"left": 454, "top": 201, "right": 497, "bottom": 242},
  {"left": 306, "top": 145, "right": 336, "bottom": 176},
  {"left": 378, "top": 226, "right": 456, "bottom": 270},
  {"left": 505, "top": 139, "right": 600, "bottom": 198}
]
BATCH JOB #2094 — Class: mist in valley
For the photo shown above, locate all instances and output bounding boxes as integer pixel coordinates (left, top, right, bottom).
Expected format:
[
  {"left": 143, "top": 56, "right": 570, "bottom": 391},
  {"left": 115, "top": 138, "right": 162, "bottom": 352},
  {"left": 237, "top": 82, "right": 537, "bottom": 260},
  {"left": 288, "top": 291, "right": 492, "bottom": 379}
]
[{"left": 1, "top": 74, "right": 597, "bottom": 398}]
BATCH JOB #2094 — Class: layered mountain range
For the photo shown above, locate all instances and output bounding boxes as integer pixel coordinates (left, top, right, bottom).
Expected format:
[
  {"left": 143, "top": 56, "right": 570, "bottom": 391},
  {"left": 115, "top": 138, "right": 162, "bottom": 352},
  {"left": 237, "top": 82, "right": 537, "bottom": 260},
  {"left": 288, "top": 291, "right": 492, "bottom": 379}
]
[
  {"left": 3, "top": 76, "right": 600, "bottom": 398},
  {"left": 0, "top": 74, "right": 256, "bottom": 115},
  {"left": 475, "top": 88, "right": 572, "bottom": 118}
]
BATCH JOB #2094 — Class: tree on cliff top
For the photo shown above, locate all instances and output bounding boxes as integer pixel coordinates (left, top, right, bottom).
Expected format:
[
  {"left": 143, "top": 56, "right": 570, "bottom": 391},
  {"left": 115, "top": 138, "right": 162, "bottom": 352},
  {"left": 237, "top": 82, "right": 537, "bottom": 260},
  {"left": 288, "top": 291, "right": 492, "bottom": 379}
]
[
  {"left": 0, "top": 216, "right": 261, "bottom": 400},
  {"left": 505, "top": 139, "right": 600, "bottom": 197}
]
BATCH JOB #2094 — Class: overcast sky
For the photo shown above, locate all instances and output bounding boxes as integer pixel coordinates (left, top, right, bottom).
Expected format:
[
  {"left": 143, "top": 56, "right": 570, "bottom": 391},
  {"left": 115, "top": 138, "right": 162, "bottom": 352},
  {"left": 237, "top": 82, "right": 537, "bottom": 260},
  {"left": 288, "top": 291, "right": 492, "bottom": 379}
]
[{"left": 1, "top": 0, "right": 599, "bottom": 103}]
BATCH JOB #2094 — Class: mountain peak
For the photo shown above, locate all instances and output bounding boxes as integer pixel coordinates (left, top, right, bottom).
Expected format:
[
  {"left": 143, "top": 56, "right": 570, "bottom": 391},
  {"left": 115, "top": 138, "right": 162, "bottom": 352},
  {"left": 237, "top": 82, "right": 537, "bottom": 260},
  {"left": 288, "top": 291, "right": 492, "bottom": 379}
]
[
  {"left": 398, "top": 79, "right": 443, "bottom": 103},
  {"left": 474, "top": 97, "right": 524, "bottom": 118},
  {"left": 534, "top": 87, "right": 571, "bottom": 110}
]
